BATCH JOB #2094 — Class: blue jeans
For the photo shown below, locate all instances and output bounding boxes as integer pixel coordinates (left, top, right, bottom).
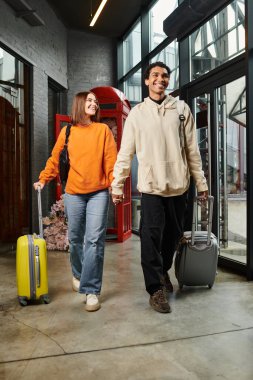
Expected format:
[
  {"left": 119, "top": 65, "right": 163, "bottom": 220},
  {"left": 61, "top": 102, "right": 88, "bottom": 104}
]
[{"left": 64, "top": 189, "right": 109, "bottom": 294}]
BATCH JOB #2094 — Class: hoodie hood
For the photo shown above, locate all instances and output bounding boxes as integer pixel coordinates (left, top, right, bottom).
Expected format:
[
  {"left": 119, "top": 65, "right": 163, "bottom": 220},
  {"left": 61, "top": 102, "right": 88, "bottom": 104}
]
[{"left": 144, "top": 95, "right": 178, "bottom": 116}]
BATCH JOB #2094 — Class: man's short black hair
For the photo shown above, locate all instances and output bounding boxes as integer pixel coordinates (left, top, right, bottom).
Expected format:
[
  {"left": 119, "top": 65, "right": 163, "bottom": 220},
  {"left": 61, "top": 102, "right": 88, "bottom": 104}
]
[{"left": 144, "top": 61, "right": 171, "bottom": 80}]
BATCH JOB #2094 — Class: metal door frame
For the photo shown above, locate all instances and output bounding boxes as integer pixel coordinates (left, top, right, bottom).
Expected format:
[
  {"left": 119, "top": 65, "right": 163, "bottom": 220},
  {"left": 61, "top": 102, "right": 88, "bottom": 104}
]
[{"left": 182, "top": 56, "right": 251, "bottom": 277}]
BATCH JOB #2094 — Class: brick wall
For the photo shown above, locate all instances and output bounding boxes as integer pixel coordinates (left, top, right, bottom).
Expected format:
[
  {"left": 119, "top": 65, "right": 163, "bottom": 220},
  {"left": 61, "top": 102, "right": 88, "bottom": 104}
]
[{"left": 67, "top": 30, "right": 117, "bottom": 112}]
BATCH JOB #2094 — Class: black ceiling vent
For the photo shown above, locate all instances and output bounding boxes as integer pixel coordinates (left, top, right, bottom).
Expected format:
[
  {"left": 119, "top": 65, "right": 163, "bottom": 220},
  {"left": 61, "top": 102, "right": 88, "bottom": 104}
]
[
  {"left": 4, "top": 0, "right": 45, "bottom": 26},
  {"left": 163, "top": 0, "right": 231, "bottom": 42}
]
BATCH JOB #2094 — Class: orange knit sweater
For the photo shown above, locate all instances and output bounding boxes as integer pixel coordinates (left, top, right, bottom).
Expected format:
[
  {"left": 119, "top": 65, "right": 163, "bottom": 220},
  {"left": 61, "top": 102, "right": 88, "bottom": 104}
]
[{"left": 39, "top": 123, "right": 117, "bottom": 194}]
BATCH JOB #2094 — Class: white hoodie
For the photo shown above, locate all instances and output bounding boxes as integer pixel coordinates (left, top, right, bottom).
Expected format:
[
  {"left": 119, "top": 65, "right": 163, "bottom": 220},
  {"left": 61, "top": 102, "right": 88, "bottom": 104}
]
[{"left": 111, "top": 95, "right": 208, "bottom": 197}]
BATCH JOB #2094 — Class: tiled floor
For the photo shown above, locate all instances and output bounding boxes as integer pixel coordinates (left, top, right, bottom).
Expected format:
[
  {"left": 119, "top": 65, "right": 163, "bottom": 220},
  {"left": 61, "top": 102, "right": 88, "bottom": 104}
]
[{"left": 0, "top": 235, "right": 253, "bottom": 380}]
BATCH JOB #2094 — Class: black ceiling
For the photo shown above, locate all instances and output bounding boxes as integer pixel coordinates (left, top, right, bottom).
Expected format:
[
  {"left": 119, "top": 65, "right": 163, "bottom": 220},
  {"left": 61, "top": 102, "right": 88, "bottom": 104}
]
[{"left": 47, "top": 0, "right": 154, "bottom": 38}]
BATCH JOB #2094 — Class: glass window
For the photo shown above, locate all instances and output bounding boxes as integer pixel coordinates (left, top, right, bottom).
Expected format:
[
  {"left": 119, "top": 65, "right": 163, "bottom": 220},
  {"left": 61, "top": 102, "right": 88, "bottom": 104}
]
[
  {"left": 151, "top": 40, "right": 179, "bottom": 92},
  {"left": 123, "top": 21, "right": 141, "bottom": 75},
  {"left": 190, "top": 0, "right": 245, "bottom": 80},
  {"left": 124, "top": 69, "right": 142, "bottom": 105},
  {"left": 0, "top": 48, "right": 24, "bottom": 84},
  {"left": 149, "top": 0, "right": 177, "bottom": 52}
]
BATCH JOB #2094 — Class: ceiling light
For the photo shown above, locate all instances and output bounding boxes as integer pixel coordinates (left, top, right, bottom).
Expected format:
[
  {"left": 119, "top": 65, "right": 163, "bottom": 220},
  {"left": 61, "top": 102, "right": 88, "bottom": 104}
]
[{"left": 89, "top": 0, "right": 108, "bottom": 27}]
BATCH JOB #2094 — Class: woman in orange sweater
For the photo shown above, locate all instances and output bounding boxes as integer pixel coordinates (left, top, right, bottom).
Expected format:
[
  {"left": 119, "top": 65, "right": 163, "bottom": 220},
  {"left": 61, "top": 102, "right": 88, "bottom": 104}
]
[{"left": 34, "top": 92, "right": 117, "bottom": 312}]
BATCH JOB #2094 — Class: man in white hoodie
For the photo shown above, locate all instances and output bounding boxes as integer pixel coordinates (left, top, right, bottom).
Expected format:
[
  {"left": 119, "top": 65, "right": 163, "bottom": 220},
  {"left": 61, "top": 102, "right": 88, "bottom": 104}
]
[{"left": 111, "top": 61, "right": 208, "bottom": 313}]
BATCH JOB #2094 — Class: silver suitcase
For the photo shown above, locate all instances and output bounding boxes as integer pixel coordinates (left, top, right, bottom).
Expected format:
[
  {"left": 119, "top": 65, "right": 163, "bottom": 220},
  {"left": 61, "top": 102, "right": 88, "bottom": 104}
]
[{"left": 175, "top": 196, "right": 218, "bottom": 290}]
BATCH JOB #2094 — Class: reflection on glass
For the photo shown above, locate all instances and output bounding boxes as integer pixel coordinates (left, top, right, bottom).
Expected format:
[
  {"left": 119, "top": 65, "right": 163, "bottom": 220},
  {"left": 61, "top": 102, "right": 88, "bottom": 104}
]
[
  {"left": 123, "top": 22, "right": 141, "bottom": 75},
  {"left": 193, "top": 95, "right": 214, "bottom": 233},
  {"left": 194, "top": 94, "right": 210, "bottom": 188},
  {"left": 0, "top": 47, "right": 24, "bottom": 84},
  {"left": 0, "top": 84, "right": 24, "bottom": 124},
  {"left": 193, "top": 85, "right": 247, "bottom": 265},
  {"left": 124, "top": 69, "right": 142, "bottom": 105},
  {"left": 218, "top": 76, "right": 247, "bottom": 264},
  {"left": 101, "top": 117, "right": 117, "bottom": 142},
  {"left": 190, "top": 0, "right": 245, "bottom": 79},
  {"left": 132, "top": 197, "right": 141, "bottom": 232},
  {"left": 0, "top": 48, "right": 15, "bottom": 82},
  {"left": 151, "top": 40, "right": 179, "bottom": 92},
  {"left": 149, "top": 0, "right": 177, "bottom": 52}
]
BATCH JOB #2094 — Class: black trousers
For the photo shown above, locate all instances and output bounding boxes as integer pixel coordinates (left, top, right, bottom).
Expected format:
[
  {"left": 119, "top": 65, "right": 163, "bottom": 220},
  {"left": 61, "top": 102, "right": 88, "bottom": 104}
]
[{"left": 140, "top": 192, "right": 187, "bottom": 295}]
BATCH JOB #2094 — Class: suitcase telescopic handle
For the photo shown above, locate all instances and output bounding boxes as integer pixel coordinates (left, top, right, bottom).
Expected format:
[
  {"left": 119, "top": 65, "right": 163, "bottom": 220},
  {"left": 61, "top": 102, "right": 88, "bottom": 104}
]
[
  {"left": 35, "top": 245, "right": 41, "bottom": 288},
  {"left": 206, "top": 196, "right": 214, "bottom": 245},
  {"left": 37, "top": 186, "right": 43, "bottom": 238},
  {"left": 191, "top": 195, "right": 214, "bottom": 246}
]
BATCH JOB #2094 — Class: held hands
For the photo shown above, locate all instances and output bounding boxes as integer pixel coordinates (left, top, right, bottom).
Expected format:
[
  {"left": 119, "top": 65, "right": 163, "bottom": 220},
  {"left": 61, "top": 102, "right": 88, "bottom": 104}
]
[
  {"left": 33, "top": 181, "right": 45, "bottom": 191},
  {"left": 111, "top": 193, "right": 123, "bottom": 205}
]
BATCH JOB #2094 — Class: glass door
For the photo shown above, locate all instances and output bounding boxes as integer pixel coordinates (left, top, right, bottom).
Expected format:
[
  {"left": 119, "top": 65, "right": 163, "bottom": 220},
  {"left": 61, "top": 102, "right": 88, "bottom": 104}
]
[
  {"left": 192, "top": 93, "right": 211, "bottom": 192},
  {"left": 217, "top": 76, "right": 247, "bottom": 264},
  {"left": 191, "top": 93, "right": 213, "bottom": 233},
  {"left": 189, "top": 74, "right": 247, "bottom": 272}
]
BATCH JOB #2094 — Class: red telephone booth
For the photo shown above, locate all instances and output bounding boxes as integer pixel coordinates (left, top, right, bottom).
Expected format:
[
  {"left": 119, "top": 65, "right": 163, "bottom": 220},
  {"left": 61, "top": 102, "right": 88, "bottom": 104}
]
[{"left": 54, "top": 87, "right": 132, "bottom": 242}]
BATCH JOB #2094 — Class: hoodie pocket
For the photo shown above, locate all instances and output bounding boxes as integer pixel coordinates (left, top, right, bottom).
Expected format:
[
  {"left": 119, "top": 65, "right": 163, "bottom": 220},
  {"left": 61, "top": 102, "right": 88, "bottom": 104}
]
[
  {"left": 139, "top": 161, "right": 189, "bottom": 193},
  {"left": 138, "top": 164, "right": 153, "bottom": 192}
]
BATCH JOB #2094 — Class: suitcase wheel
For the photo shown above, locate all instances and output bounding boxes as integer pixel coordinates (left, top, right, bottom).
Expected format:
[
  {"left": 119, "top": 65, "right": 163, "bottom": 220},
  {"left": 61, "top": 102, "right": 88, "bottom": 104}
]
[
  {"left": 18, "top": 297, "right": 28, "bottom": 306},
  {"left": 208, "top": 284, "right": 213, "bottom": 289},
  {"left": 40, "top": 295, "right": 50, "bottom": 304}
]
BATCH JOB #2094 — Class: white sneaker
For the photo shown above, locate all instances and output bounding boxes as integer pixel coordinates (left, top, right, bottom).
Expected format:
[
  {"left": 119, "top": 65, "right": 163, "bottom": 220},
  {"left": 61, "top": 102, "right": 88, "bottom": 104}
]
[
  {"left": 85, "top": 294, "right": 100, "bottom": 312},
  {"left": 72, "top": 277, "right": 80, "bottom": 292}
]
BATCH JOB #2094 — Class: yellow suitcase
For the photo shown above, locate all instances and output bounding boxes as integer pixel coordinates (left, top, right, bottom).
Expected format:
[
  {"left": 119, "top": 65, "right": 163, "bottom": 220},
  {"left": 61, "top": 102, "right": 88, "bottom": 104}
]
[{"left": 16, "top": 188, "right": 50, "bottom": 306}]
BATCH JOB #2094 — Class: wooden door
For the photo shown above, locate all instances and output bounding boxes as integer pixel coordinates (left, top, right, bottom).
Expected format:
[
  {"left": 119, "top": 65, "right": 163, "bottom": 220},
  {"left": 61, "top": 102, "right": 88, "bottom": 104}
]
[{"left": 0, "top": 97, "right": 23, "bottom": 241}]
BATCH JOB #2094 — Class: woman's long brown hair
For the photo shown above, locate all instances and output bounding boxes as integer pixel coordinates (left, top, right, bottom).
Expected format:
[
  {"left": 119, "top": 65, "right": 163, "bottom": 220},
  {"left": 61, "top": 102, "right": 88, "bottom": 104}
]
[{"left": 71, "top": 92, "right": 100, "bottom": 125}]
